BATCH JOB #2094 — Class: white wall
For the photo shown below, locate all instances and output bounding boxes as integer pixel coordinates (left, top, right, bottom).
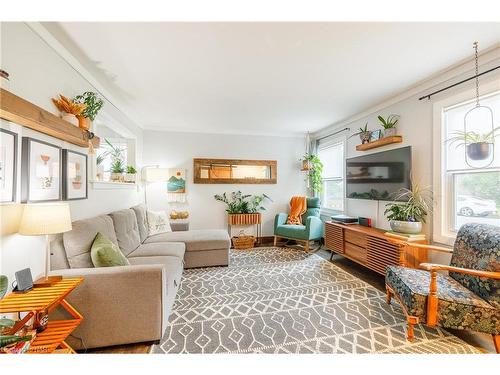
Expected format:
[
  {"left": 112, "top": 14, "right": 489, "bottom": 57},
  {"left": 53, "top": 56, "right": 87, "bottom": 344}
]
[
  {"left": 142, "top": 131, "right": 306, "bottom": 236},
  {"left": 0, "top": 23, "right": 143, "bottom": 286}
]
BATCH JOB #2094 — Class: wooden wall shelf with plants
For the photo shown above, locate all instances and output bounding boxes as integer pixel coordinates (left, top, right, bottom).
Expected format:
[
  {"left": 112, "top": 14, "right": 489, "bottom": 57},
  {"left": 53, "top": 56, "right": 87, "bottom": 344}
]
[
  {"left": 0, "top": 88, "right": 100, "bottom": 149},
  {"left": 356, "top": 135, "right": 403, "bottom": 151}
]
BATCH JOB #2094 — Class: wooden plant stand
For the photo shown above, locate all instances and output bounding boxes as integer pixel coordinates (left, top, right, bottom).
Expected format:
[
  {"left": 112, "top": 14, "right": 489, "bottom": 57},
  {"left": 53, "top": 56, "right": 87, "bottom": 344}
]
[
  {"left": 0, "top": 278, "right": 83, "bottom": 354},
  {"left": 227, "top": 213, "right": 262, "bottom": 246}
]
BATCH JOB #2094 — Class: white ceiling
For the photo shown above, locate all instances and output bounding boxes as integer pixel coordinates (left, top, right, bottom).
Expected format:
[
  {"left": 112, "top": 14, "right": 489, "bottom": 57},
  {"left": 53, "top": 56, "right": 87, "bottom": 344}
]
[{"left": 43, "top": 22, "right": 500, "bottom": 136}]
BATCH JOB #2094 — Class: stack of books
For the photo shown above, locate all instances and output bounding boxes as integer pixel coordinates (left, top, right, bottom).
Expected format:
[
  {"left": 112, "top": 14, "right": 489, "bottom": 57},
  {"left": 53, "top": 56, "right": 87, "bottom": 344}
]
[{"left": 384, "top": 231, "right": 426, "bottom": 242}]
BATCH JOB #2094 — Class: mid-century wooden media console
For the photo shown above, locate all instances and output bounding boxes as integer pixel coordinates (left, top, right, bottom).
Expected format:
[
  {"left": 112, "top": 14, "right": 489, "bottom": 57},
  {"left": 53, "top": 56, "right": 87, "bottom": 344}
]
[{"left": 324, "top": 221, "right": 428, "bottom": 274}]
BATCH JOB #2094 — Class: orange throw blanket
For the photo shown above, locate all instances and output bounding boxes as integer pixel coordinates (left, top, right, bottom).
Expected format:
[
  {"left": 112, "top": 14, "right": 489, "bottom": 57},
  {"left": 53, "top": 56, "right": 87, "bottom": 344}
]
[{"left": 286, "top": 196, "right": 307, "bottom": 225}]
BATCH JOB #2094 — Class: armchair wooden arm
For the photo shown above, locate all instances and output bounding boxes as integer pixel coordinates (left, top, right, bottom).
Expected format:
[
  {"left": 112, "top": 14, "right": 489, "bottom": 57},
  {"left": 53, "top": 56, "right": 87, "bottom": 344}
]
[
  {"left": 419, "top": 263, "right": 500, "bottom": 327},
  {"left": 404, "top": 243, "right": 453, "bottom": 253}
]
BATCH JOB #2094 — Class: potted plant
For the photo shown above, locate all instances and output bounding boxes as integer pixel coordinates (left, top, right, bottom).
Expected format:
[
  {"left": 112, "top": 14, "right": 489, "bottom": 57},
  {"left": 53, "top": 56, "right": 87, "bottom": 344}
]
[
  {"left": 378, "top": 114, "right": 400, "bottom": 137},
  {"left": 214, "top": 191, "right": 272, "bottom": 225},
  {"left": 51, "top": 94, "right": 87, "bottom": 127},
  {"left": 355, "top": 123, "right": 372, "bottom": 144},
  {"left": 302, "top": 153, "right": 324, "bottom": 194},
  {"left": 125, "top": 165, "right": 137, "bottom": 183},
  {"left": 447, "top": 126, "right": 500, "bottom": 161},
  {"left": 74, "top": 91, "right": 104, "bottom": 131},
  {"left": 384, "top": 183, "right": 433, "bottom": 234},
  {"left": 110, "top": 159, "right": 125, "bottom": 182}
]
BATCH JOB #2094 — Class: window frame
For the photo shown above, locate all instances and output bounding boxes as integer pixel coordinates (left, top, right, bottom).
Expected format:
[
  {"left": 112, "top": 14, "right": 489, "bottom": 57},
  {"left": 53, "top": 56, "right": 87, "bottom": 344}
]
[
  {"left": 317, "top": 137, "right": 346, "bottom": 215},
  {"left": 432, "top": 83, "right": 500, "bottom": 245}
]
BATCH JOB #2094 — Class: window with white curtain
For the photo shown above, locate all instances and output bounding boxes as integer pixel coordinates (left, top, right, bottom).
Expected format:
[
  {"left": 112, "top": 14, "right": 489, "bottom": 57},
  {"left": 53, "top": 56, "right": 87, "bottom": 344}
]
[
  {"left": 433, "top": 89, "right": 500, "bottom": 244},
  {"left": 317, "top": 140, "right": 345, "bottom": 211}
]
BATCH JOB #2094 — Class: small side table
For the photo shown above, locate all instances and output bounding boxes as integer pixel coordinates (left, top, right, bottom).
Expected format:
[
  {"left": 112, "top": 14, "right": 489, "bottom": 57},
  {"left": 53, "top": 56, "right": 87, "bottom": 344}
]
[{"left": 0, "top": 277, "right": 83, "bottom": 354}]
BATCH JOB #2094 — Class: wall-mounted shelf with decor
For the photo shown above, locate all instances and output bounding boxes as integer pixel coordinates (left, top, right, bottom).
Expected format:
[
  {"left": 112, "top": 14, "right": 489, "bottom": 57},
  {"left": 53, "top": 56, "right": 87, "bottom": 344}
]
[
  {"left": 0, "top": 88, "right": 100, "bottom": 148},
  {"left": 356, "top": 135, "right": 402, "bottom": 151}
]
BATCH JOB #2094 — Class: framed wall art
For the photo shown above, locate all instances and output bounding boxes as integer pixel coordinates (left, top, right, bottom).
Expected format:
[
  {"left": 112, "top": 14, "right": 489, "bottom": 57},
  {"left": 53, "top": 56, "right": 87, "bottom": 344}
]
[
  {"left": 0, "top": 128, "right": 18, "bottom": 203},
  {"left": 62, "top": 149, "right": 88, "bottom": 200},
  {"left": 21, "top": 137, "right": 62, "bottom": 203},
  {"left": 369, "top": 130, "right": 382, "bottom": 142}
]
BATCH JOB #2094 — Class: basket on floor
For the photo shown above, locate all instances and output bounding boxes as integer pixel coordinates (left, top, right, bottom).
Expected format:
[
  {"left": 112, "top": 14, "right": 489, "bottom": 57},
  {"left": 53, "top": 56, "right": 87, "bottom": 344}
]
[{"left": 232, "top": 234, "right": 256, "bottom": 250}]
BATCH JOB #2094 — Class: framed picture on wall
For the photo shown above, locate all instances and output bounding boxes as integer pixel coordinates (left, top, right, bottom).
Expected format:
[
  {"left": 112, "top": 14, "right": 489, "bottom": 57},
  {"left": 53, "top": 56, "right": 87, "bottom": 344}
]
[
  {"left": 21, "top": 137, "right": 62, "bottom": 203},
  {"left": 369, "top": 130, "right": 382, "bottom": 142},
  {"left": 0, "top": 128, "right": 18, "bottom": 203},
  {"left": 62, "top": 149, "right": 88, "bottom": 200}
]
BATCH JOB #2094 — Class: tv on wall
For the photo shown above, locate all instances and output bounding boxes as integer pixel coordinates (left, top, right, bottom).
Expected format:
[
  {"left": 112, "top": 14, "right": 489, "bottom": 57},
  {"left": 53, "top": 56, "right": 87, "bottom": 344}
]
[{"left": 346, "top": 146, "right": 412, "bottom": 200}]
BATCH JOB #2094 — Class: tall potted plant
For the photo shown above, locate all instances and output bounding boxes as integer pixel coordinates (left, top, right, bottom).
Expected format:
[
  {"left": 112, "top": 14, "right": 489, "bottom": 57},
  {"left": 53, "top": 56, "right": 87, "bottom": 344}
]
[
  {"left": 74, "top": 91, "right": 104, "bottom": 131},
  {"left": 384, "top": 183, "right": 433, "bottom": 234}
]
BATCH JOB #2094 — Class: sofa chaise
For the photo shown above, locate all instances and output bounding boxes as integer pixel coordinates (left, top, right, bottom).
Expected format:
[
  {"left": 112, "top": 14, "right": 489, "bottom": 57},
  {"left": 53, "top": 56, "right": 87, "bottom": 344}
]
[{"left": 49, "top": 204, "right": 230, "bottom": 350}]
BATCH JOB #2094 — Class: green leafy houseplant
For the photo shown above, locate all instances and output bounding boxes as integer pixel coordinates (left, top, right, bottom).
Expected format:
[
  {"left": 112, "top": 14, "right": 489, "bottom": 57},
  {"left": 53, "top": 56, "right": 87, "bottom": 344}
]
[
  {"left": 214, "top": 191, "right": 272, "bottom": 214},
  {"left": 110, "top": 159, "right": 125, "bottom": 174},
  {"left": 302, "top": 153, "right": 323, "bottom": 194},
  {"left": 126, "top": 166, "right": 137, "bottom": 174},
  {"left": 378, "top": 114, "right": 400, "bottom": 137},
  {"left": 446, "top": 126, "right": 500, "bottom": 160},
  {"left": 74, "top": 91, "right": 104, "bottom": 121},
  {"left": 384, "top": 183, "right": 433, "bottom": 234}
]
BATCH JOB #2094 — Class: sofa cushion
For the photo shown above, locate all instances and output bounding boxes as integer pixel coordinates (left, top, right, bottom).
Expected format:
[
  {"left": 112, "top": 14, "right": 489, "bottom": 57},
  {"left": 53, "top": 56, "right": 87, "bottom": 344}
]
[
  {"left": 63, "top": 215, "right": 118, "bottom": 269},
  {"left": 386, "top": 266, "right": 500, "bottom": 334},
  {"left": 109, "top": 209, "right": 141, "bottom": 256},
  {"left": 144, "top": 229, "right": 230, "bottom": 252},
  {"left": 131, "top": 204, "right": 148, "bottom": 243},
  {"left": 91, "top": 232, "right": 130, "bottom": 267},
  {"left": 275, "top": 224, "right": 308, "bottom": 240},
  {"left": 127, "top": 242, "right": 186, "bottom": 260},
  {"left": 147, "top": 210, "right": 172, "bottom": 236}
]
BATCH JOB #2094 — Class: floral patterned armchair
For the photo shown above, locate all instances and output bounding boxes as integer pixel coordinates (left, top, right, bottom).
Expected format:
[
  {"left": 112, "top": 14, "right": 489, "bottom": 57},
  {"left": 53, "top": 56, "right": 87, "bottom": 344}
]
[{"left": 385, "top": 223, "right": 500, "bottom": 353}]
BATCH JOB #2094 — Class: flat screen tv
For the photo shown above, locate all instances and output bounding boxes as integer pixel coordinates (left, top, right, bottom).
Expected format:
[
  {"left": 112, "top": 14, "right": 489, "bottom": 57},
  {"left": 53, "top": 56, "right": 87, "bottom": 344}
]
[{"left": 346, "top": 146, "right": 411, "bottom": 200}]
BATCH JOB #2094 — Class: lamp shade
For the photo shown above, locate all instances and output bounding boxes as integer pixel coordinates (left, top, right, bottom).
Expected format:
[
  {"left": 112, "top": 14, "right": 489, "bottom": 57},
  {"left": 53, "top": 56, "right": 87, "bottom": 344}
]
[
  {"left": 19, "top": 203, "right": 72, "bottom": 235},
  {"left": 143, "top": 167, "right": 169, "bottom": 182}
]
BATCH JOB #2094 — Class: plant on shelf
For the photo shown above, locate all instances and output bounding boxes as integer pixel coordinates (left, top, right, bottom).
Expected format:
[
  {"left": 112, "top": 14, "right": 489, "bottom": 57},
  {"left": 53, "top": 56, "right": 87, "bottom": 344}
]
[
  {"left": 353, "top": 123, "right": 371, "bottom": 144},
  {"left": 378, "top": 114, "right": 400, "bottom": 137},
  {"left": 74, "top": 91, "right": 104, "bottom": 131},
  {"left": 302, "top": 153, "right": 324, "bottom": 194},
  {"left": 110, "top": 159, "right": 125, "bottom": 182},
  {"left": 51, "top": 94, "right": 87, "bottom": 127},
  {"left": 124, "top": 165, "right": 137, "bottom": 183},
  {"left": 214, "top": 191, "right": 272, "bottom": 214},
  {"left": 384, "top": 182, "right": 433, "bottom": 234},
  {"left": 446, "top": 126, "right": 500, "bottom": 161}
]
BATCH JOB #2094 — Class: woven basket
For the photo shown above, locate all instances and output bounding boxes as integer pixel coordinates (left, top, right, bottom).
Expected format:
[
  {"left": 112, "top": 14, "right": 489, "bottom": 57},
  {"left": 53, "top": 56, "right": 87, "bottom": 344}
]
[{"left": 232, "top": 234, "right": 256, "bottom": 250}]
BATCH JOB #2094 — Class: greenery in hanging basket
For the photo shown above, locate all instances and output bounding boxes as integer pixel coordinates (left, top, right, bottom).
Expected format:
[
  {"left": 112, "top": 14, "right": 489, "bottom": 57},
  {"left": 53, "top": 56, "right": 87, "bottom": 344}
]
[
  {"left": 302, "top": 153, "right": 323, "bottom": 194},
  {"left": 446, "top": 126, "right": 500, "bottom": 147},
  {"left": 74, "top": 91, "right": 104, "bottom": 121},
  {"left": 378, "top": 114, "right": 400, "bottom": 129},
  {"left": 110, "top": 159, "right": 125, "bottom": 174},
  {"left": 384, "top": 182, "right": 433, "bottom": 223},
  {"left": 214, "top": 191, "right": 272, "bottom": 214}
]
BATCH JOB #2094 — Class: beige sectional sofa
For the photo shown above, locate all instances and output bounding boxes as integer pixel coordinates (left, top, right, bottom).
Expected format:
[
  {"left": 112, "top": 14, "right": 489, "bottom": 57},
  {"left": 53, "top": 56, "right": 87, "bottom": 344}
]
[{"left": 49, "top": 204, "right": 230, "bottom": 350}]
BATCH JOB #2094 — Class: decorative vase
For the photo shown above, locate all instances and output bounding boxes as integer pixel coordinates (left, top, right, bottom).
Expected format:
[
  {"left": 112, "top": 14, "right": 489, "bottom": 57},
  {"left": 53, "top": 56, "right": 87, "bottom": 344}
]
[
  {"left": 359, "top": 131, "right": 371, "bottom": 144},
  {"left": 384, "top": 127, "right": 397, "bottom": 137},
  {"left": 111, "top": 173, "right": 123, "bottom": 182},
  {"left": 466, "top": 142, "right": 492, "bottom": 160},
  {"left": 77, "top": 116, "right": 92, "bottom": 131},
  {"left": 301, "top": 159, "right": 311, "bottom": 171},
  {"left": 390, "top": 220, "right": 422, "bottom": 234},
  {"left": 72, "top": 181, "right": 82, "bottom": 189},
  {"left": 124, "top": 173, "right": 136, "bottom": 183},
  {"left": 61, "top": 112, "right": 79, "bottom": 126}
]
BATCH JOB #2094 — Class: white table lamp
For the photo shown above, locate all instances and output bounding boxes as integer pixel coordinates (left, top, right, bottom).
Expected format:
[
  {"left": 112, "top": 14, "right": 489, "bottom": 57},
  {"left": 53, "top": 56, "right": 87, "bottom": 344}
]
[{"left": 19, "top": 203, "right": 72, "bottom": 287}]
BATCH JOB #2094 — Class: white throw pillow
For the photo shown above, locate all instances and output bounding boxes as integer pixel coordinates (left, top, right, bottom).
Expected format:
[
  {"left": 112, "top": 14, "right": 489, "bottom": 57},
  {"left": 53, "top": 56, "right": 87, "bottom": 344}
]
[{"left": 147, "top": 210, "right": 172, "bottom": 236}]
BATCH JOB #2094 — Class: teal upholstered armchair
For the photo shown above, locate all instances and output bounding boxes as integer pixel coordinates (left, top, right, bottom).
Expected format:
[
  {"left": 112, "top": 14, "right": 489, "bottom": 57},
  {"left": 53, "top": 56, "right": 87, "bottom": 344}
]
[
  {"left": 273, "top": 197, "right": 324, "bottom": 252},
  {"left": 385, "top": 223, "right": 500, "bottom": 352}
]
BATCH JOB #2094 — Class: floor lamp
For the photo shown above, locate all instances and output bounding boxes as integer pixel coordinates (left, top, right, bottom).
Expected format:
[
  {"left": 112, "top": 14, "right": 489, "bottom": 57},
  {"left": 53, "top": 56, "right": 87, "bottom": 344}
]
[
  {"left": 18, "top": 203, "right": 72, "bottom": 287},
  {"left": 141, "top": 165, "right": 169, "bottom": 208}
]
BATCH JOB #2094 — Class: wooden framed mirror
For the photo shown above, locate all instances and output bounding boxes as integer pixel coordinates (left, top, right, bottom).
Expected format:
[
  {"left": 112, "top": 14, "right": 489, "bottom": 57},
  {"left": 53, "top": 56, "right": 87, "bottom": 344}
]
[{"left": 193, "top": 158, "right": 277, "bottom": 184}]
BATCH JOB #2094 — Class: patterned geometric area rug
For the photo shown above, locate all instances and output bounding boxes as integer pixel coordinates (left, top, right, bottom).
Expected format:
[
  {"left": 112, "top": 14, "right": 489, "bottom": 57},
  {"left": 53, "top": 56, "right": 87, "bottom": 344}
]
[{"left": 153, "top": 247, "right": 479, "bottom": 354}]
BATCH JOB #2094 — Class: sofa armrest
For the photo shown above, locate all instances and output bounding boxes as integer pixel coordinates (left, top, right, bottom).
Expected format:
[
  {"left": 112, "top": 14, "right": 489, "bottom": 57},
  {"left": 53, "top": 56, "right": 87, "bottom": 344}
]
[
  {"left": 306, "top": 216, "right": 323, "bottom": 239},
  {"left": 274, "top": 213, "right": 288, "bottom": 229},
  {"left": 49, "top": 265, "right": 166, "bottom": 350}
]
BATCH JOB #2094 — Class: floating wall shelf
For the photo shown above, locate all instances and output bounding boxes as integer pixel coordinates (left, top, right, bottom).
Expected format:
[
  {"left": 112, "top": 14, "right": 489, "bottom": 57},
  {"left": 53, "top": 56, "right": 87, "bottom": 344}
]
[
  {"left": 0, "top": 88, "right": 100, "bottom": 148},
  {"left": 356, "top": 135, "right": 402, "bottom": 151}
]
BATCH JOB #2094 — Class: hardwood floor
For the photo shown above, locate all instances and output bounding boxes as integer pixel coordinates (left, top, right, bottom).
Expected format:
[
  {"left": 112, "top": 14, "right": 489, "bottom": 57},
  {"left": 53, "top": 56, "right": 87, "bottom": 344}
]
[{"left": 86, "top": 246, "right": 495, "bottom": 354}]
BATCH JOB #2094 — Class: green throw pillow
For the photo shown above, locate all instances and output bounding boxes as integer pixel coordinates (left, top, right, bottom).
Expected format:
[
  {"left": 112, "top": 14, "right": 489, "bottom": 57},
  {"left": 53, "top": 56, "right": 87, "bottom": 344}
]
[{"left": 90, "top": 232, "right": 130, "bottom": 267}]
